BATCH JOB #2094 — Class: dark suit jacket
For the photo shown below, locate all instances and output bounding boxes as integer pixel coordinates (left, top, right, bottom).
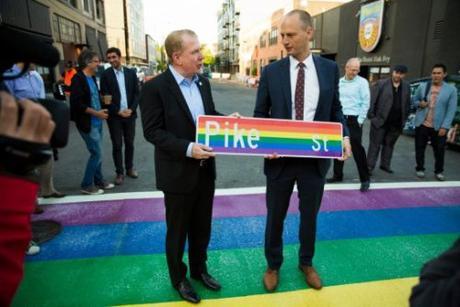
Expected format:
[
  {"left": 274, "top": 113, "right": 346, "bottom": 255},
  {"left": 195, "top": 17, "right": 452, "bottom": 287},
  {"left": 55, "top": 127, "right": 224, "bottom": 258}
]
[
  {"left": 140, "top": 69, "right": 221, "bottom": 193},
  {"left": 368, "top": 78, "right": 411, "bottom": 128},
  {"left": 253, "top": 55, "right": 349, "bottom": 179},
  {"left": 410, "top": 238, "right": 460, "bottom": 307},
  {"left": 100, "top": 66, "right": 139, "bottom": 118},
  {"left": 70, "top": 70, "right": 100, "bottom": 133}
]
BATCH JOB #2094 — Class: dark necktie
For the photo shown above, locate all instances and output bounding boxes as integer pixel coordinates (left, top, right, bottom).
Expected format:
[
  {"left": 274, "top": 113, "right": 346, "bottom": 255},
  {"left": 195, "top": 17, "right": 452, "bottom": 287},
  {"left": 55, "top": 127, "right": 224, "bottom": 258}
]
[{"left": 295, "top": 62, "right": 305, "bottom": 120}]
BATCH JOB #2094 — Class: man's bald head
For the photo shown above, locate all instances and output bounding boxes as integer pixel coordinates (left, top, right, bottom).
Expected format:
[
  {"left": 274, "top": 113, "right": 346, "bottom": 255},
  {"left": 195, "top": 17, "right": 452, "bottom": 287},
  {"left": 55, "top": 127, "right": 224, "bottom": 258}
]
[{"left": 284, "top": 10, "right": 313, "bottom": 30}]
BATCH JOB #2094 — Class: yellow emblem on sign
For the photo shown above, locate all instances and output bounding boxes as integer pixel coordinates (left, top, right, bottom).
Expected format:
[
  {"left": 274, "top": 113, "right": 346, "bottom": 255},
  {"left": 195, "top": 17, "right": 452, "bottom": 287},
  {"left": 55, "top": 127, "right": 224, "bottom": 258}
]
[{"left": 359, "top": 0, "right": 385, "bottom": 53}]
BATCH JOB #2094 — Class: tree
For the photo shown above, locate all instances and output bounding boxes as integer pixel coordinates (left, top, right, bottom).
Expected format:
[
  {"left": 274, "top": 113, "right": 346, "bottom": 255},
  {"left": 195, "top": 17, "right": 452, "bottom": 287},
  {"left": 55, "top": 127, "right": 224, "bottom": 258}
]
[
  {"left": 201, "top": 44, "right": 215, "bottom": 67},
  {"left": 156, "top": 45, "right": 168, "bottom": 72}
]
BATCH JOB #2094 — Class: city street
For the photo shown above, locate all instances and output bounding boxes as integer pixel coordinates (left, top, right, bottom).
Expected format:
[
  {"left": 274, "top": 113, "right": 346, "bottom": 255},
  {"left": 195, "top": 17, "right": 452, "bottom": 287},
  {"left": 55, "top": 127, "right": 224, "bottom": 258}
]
[{"left": 52, "top": 80, "right": 460, "bottom": 195}]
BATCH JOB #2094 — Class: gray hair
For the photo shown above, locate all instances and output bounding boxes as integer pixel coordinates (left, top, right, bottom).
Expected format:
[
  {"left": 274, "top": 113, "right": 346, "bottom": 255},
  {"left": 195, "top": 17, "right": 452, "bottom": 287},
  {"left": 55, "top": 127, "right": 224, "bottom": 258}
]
[
  {"left": 285, "top": 10, "right": 313, "bottom": 30},
  {"left": 346, "top": 57, "right": 361, "bottom": 67},
  {"left": 164, "top": 29, "right": 198, "bottom": 64},
  {"left": 77, "top": 50, "right": 99, "bottom": 69}
]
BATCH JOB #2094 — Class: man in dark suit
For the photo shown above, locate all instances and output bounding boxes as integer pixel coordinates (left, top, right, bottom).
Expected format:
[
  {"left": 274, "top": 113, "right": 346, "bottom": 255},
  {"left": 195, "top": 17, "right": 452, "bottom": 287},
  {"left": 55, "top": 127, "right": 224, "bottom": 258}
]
[
  {"left": 367, "top": 65, "right": 411, "bottom": 174},
  {"left": 100, "top": 47, "right": 139, "bottom": 185},
  {"left": 140, "top": 29, "right": 239, "bottom": 304},
  {"left": 253, "top": 10, "right": 351, "bottom": 292}
]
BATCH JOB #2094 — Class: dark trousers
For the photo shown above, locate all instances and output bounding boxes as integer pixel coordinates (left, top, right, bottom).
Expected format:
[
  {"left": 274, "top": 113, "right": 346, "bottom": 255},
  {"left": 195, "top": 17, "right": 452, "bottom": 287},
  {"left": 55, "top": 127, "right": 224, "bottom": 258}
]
[
  {"left": 415, "top": 125, "right": 446, "bottom": 174},
  {"left": 367, "top": 123, "right": 402, "bottom": 170},
  {"left": 164, "top": 166, "right": 215, "bottom": 287},
  {"left": 333, "top": 116, "right": 369, "bottom": 182},
  {"left": 265, "top": 158, "right": 325, "bottom": 269},
  {"left": 107, "top": 117, "right": 136, "bottom": 175}
]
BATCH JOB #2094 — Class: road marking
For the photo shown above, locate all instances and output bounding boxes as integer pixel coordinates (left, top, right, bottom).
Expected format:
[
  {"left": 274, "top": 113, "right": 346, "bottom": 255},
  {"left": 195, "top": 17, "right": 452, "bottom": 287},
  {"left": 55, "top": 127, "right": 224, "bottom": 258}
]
[
  {"left": 39, "top": 181, "right": 460, "bottom": 205},
  {"left": 117, "top": 277, "right": 418, "bottom": 307}
]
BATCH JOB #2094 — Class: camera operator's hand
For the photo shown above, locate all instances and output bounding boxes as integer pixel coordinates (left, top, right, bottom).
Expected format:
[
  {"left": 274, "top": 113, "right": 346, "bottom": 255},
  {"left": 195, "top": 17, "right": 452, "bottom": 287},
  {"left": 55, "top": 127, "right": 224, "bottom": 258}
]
[{"left": 0, "top": 92, "right": 55, "bottom": 144}]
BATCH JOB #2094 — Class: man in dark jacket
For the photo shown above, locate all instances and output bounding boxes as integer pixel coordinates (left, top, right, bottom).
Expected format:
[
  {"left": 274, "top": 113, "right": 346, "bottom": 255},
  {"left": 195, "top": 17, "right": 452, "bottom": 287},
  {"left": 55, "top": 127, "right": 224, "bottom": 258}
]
[
  {"left": 140, "top": 29, "right": 237, "bottom": 304},
  {"left": 100, "top": 47, "right": 139, "bottom": 185},
  {"left": 70, "top": 50, "right": 114, "bottom": 195},
  {"left": 367, "top": 65, "right": 411, "bottom": 174},
  {"left": 410, "top": 238, "right": 460, "bottom": 307}
]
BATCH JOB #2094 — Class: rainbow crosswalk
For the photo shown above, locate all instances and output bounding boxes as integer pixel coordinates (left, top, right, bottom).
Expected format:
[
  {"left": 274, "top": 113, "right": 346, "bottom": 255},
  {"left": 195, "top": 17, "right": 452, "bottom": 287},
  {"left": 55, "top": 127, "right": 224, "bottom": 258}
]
[{"left": 13, "top": 182, "right": 460, "bottom": 306}]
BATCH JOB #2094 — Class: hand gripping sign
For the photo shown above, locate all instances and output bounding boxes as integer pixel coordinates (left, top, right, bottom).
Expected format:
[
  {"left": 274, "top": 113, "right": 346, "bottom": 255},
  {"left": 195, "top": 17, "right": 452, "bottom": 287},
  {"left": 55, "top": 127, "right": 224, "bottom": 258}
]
[{"left": 196, "top": 115, "right": 343, "bottom": 158}]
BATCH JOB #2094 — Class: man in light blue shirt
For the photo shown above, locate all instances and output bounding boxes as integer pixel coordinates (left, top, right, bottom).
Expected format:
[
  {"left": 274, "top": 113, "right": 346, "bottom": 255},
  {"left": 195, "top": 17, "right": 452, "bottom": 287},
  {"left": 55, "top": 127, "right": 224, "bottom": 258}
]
[
  {"left": 169, "top": 64, "right": 205, "bottom": 157},
  {"left": 3, "top": 63, "right": 45, "bottom": 100},
  {"left": 328, "top": 58, "right": 371, "bottom": 192}
]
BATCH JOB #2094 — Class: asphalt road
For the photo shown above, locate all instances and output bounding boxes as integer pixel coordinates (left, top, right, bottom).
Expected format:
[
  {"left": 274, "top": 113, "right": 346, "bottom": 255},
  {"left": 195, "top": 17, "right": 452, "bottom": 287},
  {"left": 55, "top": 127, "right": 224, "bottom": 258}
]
[{"left": 52, "top": 80, "right": 460, "bottom": 195}]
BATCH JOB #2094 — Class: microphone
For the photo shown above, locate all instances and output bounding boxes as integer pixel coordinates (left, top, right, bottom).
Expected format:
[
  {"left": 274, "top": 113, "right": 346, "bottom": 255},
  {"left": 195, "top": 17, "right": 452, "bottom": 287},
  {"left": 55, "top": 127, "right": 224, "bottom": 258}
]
[{"left": 0, "top": 25, "right": 60, "bottom": 72}]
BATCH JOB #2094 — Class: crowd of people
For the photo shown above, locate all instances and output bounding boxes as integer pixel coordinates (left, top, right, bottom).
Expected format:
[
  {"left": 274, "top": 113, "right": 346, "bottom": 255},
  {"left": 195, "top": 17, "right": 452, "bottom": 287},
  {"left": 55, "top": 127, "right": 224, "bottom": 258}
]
[
  {"left": 327, "top": 60, "right": 457, "bottom": 191},
  {"left": 0, "top": 9, "right": 458, "bottom": 306}
]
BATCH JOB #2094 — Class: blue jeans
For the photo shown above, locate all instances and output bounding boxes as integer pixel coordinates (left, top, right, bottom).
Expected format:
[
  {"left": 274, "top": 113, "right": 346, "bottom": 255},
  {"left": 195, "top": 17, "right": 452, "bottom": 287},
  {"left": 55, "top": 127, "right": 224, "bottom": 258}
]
[{"left": 78, "top": 125, "right": 104, "bottom": 189}]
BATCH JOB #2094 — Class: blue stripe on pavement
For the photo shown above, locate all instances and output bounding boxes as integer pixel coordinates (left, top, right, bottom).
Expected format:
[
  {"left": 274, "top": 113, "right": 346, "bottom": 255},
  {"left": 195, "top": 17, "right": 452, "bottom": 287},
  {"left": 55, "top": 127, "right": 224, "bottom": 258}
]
[{"left": 28, "top": 206, "right": 460, "bottom": 261}]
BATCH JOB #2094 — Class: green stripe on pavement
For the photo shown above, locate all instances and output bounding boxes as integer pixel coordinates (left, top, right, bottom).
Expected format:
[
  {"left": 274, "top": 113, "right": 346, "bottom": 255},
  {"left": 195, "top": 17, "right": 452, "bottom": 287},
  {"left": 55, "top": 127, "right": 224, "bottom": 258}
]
[{"left": 13, "top": 233, "right": 458, "bottom": 307}]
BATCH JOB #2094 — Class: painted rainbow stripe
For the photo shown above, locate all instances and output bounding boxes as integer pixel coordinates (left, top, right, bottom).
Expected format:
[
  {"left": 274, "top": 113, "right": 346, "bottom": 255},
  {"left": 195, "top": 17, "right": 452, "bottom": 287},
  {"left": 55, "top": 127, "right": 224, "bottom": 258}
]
[
  {"left": 13, "top": 183, "right": 460, "bottom": 306},
  {"left": 196, "top": 115, "right": 343, "bottom": 158}
]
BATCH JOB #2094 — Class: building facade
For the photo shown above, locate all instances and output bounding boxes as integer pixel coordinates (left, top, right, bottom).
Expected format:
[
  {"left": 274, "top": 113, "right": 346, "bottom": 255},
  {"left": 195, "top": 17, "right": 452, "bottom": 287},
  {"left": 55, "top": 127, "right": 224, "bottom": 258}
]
[
  {"left": 217, "top": 0, "right": 240, "bottom": 75},
  {"left": 312, "top": 0, "right": 460, "bottom": 81},
  {"left": 145, "top": 34, "right": 159, "bottom": 72},
  {"left": 243, "top": 0, "right": 349, "bottom": 78},
  {"left": 105, "top": 0, "right": 146, "bottom": 66}
]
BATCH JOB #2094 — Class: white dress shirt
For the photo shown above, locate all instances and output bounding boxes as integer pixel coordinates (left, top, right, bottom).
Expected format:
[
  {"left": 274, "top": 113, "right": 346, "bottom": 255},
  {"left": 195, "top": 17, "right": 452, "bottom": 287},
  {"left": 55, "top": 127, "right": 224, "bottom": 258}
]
[
  {"left": 289, "top": 54, "right": 320, "bottom": 121},
  {"left": 113, "top": 67, "right": 129, "bottom": 111}
]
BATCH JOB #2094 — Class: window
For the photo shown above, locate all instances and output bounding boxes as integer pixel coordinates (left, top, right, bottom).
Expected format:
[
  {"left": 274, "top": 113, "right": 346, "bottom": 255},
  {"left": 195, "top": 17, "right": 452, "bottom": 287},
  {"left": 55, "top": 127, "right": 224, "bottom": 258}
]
[
  {"left": 259, "top": 34, "right": 266, "bottom": 48},
  {"left": 96, "top": 0, "right": 104, "bottom": 22},
  {"left": 60, "top": 0, "right": 77, "bottom": 8},
  {"left": 269, "top": 27, "right": 278, "bottom": 46},
  {"left": 83, "top": 0, "right": 90, "bottom": 12},
  {"left": 53, "top": 14, "right": 82, "bottom": 43}
]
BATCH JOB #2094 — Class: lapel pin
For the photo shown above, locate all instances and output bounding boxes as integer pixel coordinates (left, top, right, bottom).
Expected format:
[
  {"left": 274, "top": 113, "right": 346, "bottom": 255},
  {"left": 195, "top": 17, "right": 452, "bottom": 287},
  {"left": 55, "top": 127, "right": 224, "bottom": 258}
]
[{"left": 198, "top": 81, "right": 203, "bottom": 86}]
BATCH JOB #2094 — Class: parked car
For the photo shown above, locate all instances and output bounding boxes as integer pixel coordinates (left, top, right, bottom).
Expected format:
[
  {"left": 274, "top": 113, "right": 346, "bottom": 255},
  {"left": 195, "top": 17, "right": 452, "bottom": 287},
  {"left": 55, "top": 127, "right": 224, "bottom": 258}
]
[{"left": 403, "top": 75, "right": 460, "bottom": 148}]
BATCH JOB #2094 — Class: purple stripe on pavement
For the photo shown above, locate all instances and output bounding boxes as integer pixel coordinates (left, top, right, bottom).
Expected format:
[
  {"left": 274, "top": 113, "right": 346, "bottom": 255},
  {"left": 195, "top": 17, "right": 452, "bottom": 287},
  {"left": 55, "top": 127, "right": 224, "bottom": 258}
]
[{"left": 33, "top": 187, "right": 460, "bottom": 226}]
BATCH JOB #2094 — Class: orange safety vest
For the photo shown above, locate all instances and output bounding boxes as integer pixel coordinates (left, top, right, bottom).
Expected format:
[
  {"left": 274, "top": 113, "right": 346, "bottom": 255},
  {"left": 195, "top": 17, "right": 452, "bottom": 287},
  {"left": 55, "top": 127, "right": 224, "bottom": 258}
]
[
  {"left": 63, "top": 68, "right": 77, "bottom": 95},
  {"left": 64, "top": 68, "right": 77, "bottom": 87}
]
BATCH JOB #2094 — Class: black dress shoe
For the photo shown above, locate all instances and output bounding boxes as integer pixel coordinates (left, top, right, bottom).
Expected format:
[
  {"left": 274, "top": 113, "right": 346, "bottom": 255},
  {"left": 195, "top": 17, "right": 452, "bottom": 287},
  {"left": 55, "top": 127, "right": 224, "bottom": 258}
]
[
  {"left": 326, "top": 176, "right": 343, "bottom": 183},
  {"left": 380, "top": 166, "right": 394, "bottom": 173},
  {"left": 176, "top": 279, "right": 200, "bottom": 304},
  {"left": 360, "top": 181, "right": 370, "bottom": 192},
  {"left": 43, "top": 192, "right": 66, "bottom": 198},
  {"left": 192, "top": 272, "right": 221, "bottom": 291}
]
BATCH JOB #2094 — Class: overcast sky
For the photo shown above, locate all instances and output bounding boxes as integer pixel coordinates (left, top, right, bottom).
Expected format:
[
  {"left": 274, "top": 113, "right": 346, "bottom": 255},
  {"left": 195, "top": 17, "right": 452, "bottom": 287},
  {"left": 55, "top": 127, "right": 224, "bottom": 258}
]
[
  {"left": 143, "top": 0, "right": 222, "bottom": 46},
  {"left": 142, "top": 0, "right": 351, "bottom": 46}
]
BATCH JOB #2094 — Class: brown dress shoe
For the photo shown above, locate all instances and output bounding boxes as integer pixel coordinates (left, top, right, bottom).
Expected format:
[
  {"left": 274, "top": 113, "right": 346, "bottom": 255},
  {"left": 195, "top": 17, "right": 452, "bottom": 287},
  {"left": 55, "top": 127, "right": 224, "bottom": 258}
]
[
  {"left": 263, "top": 268, "right": 279, "bottom": 292},
  {"left": 115, "top": 174, "right": 124, "bottom": 185},
  {"left": 126, "top": 169, "right": 138, "bottom": 179},
  {"left": 299, "top": 265, "right": 323, "bottom": 289}
]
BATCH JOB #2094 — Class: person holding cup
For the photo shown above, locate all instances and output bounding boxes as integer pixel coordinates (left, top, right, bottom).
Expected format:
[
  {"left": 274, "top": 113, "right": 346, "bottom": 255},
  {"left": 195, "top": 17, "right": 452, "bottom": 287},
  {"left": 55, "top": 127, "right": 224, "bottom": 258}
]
[
  {"left": 70, "top": 50, "right": 114, "bottom": 195},
  {"left": 100, "top": 47, "right": 140, "bottom": 185}
]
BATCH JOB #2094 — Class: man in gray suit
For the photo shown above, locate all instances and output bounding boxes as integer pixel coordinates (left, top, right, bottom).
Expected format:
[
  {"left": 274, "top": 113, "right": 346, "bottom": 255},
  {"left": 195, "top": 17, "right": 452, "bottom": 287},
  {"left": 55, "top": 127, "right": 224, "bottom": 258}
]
[{"left": 367, "top": 65, "right": 411, "bottom": 174}]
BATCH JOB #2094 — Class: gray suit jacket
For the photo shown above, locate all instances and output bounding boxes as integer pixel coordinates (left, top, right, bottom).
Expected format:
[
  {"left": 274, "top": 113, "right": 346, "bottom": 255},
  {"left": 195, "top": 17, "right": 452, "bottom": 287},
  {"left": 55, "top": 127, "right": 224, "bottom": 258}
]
[{"left": 368, "top": 78, "right": 411, "bottom": 129}]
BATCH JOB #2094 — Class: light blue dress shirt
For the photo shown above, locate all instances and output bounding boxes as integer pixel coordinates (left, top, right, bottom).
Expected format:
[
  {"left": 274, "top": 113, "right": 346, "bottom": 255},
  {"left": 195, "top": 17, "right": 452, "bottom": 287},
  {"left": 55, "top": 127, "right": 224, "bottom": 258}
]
[
  {"left": 338, "top": 75, "right": 370, "bottom": 125},
  {"left": 114, "top": 67, "right": 128, "bottom": 111},
  {"left": 3, "top": 65, "right": 45, "bottom": 100},
  {"left": 169, "top": 65, "right": 205, "bottom": 157}
]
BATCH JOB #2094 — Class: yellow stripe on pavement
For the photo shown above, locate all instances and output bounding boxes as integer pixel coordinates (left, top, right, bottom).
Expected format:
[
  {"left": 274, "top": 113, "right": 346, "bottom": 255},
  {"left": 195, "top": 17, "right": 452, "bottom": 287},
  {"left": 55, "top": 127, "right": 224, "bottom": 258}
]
[{"left": 118, "top": 277, "right": 418, "bottom": 307}]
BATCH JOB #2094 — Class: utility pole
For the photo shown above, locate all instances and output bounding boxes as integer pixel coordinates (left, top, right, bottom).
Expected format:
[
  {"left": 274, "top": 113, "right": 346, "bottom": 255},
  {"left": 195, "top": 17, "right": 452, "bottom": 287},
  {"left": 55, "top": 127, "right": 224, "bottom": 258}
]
[{"left": 123, "top": 0, "right": 130, "bottom": 64}]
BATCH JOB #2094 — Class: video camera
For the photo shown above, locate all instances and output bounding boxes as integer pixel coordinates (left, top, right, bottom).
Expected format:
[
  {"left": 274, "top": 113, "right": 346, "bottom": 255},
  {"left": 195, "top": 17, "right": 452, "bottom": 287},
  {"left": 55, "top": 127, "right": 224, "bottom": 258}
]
[
  {"left": 0, "top": 24, "right": 69, "bottom": 149},
  {"left": 0, "top": 23, "right": 70, "bottom": 175}
]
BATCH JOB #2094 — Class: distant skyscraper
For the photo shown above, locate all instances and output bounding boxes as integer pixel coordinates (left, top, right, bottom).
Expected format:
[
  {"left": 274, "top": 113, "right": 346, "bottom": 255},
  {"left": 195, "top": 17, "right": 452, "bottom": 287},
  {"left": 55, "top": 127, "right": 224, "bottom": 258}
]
[{"left": 105, "top": 0, "right": 146, "bottom": 65}]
